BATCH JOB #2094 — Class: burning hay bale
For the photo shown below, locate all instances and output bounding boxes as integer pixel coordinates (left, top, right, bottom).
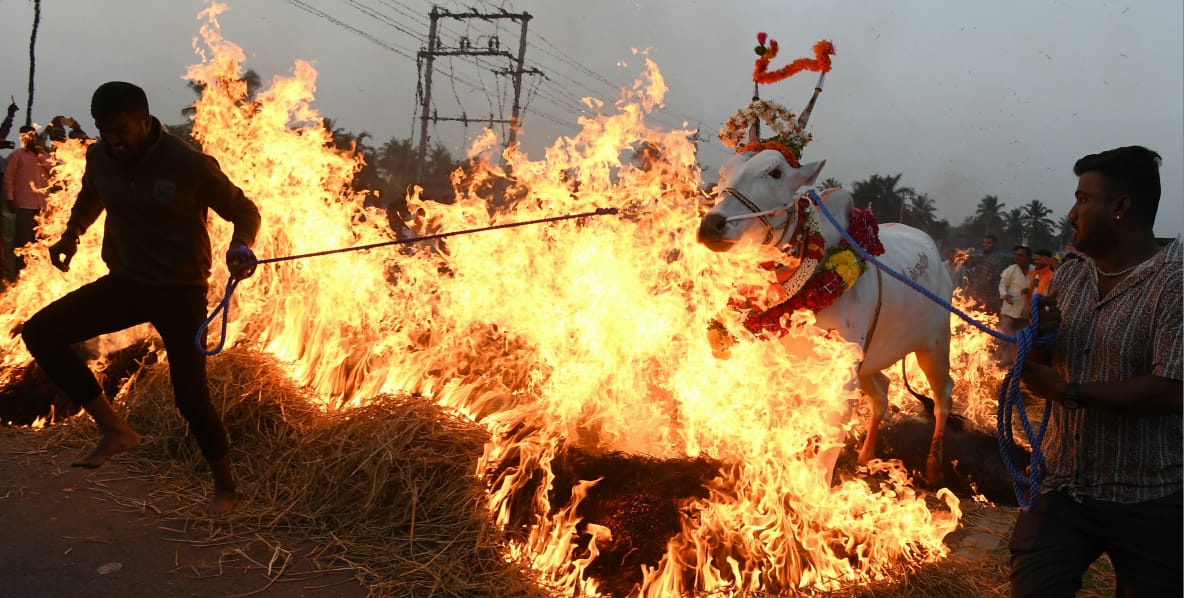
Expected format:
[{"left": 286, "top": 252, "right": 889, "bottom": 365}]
[
  {"left": 31, "top": 348, "right": 543, "bottom": 598},
  {"left": 0, "top": 337, "right": 156, "bottom": 426},
  {"left": 527, "top": 449, "right": 720, "bottom": 597}
]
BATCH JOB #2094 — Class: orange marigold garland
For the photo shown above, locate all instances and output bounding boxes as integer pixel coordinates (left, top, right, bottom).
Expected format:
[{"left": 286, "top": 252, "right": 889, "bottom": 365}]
[{"left": 753, "top": 35, "right": 836, "bottom": 85}]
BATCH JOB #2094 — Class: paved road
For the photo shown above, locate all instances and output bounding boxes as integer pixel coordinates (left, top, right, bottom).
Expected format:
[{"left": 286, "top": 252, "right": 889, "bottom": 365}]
[{"left": 0, "top": 428, "right": 368, "bottom": 598}]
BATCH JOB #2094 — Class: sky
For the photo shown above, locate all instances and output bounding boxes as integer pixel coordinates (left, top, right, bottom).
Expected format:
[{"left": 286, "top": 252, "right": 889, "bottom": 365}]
[{"left": 1, "top": 0, "right": 1181, "bottom": 238}]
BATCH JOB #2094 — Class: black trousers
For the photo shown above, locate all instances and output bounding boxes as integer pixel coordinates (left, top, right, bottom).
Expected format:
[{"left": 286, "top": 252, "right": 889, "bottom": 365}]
[
  {"left": 1009, "top": 489, "right": 1184, "bottom": 597},
  {"left": 11, "top": 207, "right": 38, "bottom": 275},
  {"left": 21, "top": 275, "right": 229, "bottom": 462}
]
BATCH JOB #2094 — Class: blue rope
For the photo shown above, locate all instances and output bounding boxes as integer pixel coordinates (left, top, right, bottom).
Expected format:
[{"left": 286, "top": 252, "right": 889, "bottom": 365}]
[
  {"left": 196, "top": 276, "right": 241, "bottom": 356},
  {"left": 804, "top": 189, "right": 1055, "bottom": 509},
  {"left": 195, "top": 207, "right": 619, "bottom": 356}
]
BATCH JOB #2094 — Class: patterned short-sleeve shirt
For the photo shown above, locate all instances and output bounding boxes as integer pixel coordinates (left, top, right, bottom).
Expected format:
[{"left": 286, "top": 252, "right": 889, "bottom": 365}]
[{"left": 1040, "top": 239, "right": 1182, "bottom": 504}]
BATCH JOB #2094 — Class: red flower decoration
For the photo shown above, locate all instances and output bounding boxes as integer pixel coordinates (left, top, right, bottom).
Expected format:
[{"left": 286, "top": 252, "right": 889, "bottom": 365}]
[
  {"left": 732, "top": 205, "right": 885, "bottom": 338},
  {"left": 845, "top": 207, "right": 884, "bottom": 256}
]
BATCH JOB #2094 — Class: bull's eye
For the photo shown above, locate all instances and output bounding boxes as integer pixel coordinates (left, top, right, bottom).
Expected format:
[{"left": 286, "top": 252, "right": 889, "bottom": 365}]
[{"left": 769, "top": 168, "right": 782, "bottom": 179}]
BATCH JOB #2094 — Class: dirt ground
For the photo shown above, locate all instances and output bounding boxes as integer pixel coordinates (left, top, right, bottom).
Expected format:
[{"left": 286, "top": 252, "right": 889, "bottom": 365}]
[
  {"left": 2, "top": 424, "right": 1118, "bottom": 598},
  {"left": 0, "top": 428, "right": 369, "bottom": 598}
]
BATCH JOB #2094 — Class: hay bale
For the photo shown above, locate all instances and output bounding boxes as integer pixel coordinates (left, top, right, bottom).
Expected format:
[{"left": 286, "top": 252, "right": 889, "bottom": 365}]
[
  {"left": 527, "top": 449, "right": 719, "bottom": 597},
  {"left": 0, "top": 338, "right": 154, "bottom": 425},
  {"left": 37, "top": 348, "right": 544, "bottom": 598}
]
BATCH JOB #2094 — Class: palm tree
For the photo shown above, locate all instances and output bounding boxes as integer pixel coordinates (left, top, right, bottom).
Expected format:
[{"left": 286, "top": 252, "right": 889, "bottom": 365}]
[
  {"left": 1001, "top": 207, "right": 1026, "bottom": 246},
  {"left": 973, "top": 195, "right": 1006, "bottom": 236},
  {"left": 817, "top": 177, "right": 844, "bottom": 192},
  {"left": 905, "top": 192, "right": 939, "bottom": 230},
  {"left": 377, "top": 136, "right": 416, "bottom": 211},
  {"left": 850, "top": 173, "right": 913, "bottom": 222},
  {"left": 1021, "top": 199, "right": 1055, "bottom": 249},
  {"left": 169, "top": 69, "right": 265, "bottom": 142},
  {"left": 1056, "top": 216, "right": 1074, "bottom": 249},
  {"left": 322, "top": 118, "right": 381, "bottom": 197}
]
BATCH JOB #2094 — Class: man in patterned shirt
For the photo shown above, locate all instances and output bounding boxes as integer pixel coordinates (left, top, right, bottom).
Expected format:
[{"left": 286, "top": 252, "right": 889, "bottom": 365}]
[{"left": 1011, "top": 145, "right": 1181, "bottom": 597}]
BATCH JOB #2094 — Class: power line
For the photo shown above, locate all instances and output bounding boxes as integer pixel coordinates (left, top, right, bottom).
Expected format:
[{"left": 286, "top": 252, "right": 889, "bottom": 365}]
[
  {"left": 286, "top": 0, "right": 418, "bottom": 61},
  {"left": 286, "top": 0, "right": 715, "bottom": 156}
]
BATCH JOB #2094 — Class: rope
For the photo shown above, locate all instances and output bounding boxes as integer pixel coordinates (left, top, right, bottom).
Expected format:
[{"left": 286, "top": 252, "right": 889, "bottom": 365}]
[
  {"left": 196, "top": 207, "right": 619, "bottom": 355},
  {"left": 804, "top": 189, "right": 1055, "bottom": 509},
  {"left": 24, "top": 0, "right": 40, "bottom": 128}
]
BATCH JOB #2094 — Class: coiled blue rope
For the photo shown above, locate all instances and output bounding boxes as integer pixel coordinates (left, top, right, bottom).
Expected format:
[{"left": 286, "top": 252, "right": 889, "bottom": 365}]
[
  {"left": 195, "top": 207, "right": 619, "bottom": 356},
  {"left": 805, "top": 189, "right": 1055, "bottom": 509}
]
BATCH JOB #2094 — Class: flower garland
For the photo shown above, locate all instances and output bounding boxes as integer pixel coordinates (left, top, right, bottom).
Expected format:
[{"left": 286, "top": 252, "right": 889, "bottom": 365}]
[
  {"left": 718, "top": 99, "right": 812, "bottom": 167},
  {"left": 753, "top": 34, "right": 836, "bottom": 85},
  {"left": 760, "top": 198, "right": 824, "bottom": 297},
  {"left": 739, "top": 204, "right": 884, "bottom": 337}
]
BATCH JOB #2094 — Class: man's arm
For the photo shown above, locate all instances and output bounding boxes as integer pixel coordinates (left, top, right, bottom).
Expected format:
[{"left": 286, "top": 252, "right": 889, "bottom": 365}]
[
  {"left": 66, "top": 167, "right": 106, "bottom": 237},
  {"left": 1021, "top": 364, "right": 1182, "bottom": 414},
  {"left": 999, "top": 265, "right": 1014, "bottom": 303},
  {"left": 200, "top": 155, "right": 260, "bottom": 248}
]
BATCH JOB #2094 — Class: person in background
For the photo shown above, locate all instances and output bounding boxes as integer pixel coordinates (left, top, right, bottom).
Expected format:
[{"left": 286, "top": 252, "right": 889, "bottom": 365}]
[
  {"left": 997, "top": 245, "right": 1033, "bottom": 365},
  {"left": 1024, "top": 248, "right": 1056, "bottom": 321},
  {"left": 0, "top": 100, "right": 18, "bottom": 149},
  {"left": 966, "top": 234, "right": 1008, "bottom": 314},
  {"left": 1012, "top": 145, "right": 1181, "bottom": 597},
  {"left": 2, "top": 125, "right": 53, "bottom": 280},
  {"left": 42, "top": 115, "right": 89, "bottom": 146},
  {"left": 20, "top": 81, "right": 261, "bottom": 515}
]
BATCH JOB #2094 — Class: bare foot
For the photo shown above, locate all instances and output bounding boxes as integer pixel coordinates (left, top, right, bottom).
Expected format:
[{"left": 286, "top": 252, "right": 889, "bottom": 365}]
[
  {"left": 71, "top": 429, "right": 141, "bottom": 468},
  {"left": 208, "top": 488, "right": 237, "bottom": 516}
]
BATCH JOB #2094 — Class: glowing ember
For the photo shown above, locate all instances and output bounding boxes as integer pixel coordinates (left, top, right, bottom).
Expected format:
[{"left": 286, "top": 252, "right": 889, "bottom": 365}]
[{"left": 0, "top": 2, "right": 1015, "bottom": 594}]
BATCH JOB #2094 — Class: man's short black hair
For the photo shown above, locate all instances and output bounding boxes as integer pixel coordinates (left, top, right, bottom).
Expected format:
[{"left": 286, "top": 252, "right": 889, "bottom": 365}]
[
  {"left": 1034, "top": 248, "right": 1053, "bottom": 258},
  {"left": 1073, "top": 145, "right": 1161, "bottom": 224},
  {"left": 1013, "top": 245, "right": 1032, "bottom": 257},
  {"left": 984, "top": 234, "right": 998, "bottom": 243},
  {"left": 90, "top": 81, "right": 150, "bottom": 121}
]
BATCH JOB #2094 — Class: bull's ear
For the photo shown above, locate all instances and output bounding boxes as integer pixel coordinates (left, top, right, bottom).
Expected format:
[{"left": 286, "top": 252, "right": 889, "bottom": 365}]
[{"left": 796, "top": 160, "right": 827, "bottom": 189}]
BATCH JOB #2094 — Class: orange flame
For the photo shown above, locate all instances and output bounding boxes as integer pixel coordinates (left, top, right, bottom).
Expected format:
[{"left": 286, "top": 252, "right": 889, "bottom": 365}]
[{"left": 0, "top": 2, "right": 988, "bottom": 593}]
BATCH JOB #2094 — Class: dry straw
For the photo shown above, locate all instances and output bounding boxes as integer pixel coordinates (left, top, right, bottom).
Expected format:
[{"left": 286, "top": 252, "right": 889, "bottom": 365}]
[
  {"left": 36, "top": 348, "right": 543, "bottom": 598},
  {"left": 27, "top": 347, "right": 1116, "bottom": 597}
]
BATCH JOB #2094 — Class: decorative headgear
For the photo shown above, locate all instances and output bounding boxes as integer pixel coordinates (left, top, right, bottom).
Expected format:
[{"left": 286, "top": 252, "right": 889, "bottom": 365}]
[
  {"left": 719, "top": 34, "right": 836, "bottom": 167},
  {"left": 753, "top": 36, "right": 836, "bottom": 85}
]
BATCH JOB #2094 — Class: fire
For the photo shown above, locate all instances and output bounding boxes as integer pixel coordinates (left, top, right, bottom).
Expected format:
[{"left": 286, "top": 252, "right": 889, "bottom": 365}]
[{"left": 0, "top": 2, "right": 1018, "bottom": 594}]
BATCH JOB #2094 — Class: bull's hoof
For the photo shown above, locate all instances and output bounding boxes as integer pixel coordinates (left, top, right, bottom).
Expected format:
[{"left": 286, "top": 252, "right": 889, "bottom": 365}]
[
  {"left": 856, "top": 446, "right": 876, "bottom": 467},
  {"left": 926, "top": 443, "right": 945, "bottom": 487}
]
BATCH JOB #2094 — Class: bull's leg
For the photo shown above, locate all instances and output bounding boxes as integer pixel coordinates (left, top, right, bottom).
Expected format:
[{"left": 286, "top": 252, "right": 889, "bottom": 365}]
[
  {"left": 856, "top": 371, "right": 891, "bottom": 466},
  {"left": 915, "top": 348, "right": 955, "bottom": 487},
  {"left": 818, "top": 378, "right": 860, "bottom": 486}
]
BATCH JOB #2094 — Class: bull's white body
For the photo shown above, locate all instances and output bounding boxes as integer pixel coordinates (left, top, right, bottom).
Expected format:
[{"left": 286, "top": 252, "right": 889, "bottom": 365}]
[{"left": 699, "top": 151, "right": 954, "bottom": 484}]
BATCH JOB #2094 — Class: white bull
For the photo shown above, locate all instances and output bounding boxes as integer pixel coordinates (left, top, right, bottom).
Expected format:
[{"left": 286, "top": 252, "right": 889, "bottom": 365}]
[{"left": 698, "top": 151, "right": 954, "bottom": 486}]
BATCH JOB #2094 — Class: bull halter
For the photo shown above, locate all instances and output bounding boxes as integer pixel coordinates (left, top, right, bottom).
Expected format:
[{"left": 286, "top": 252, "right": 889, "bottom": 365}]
[
  {"left": 719, "top": 186, "right": 797, "bottom": 247},
  {"left": 723, "top": 191, "right": 823, "bottom": 294}
]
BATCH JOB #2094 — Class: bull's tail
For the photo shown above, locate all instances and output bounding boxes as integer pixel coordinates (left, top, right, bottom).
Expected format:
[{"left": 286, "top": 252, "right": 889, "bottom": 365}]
[
  {"left": 901, "top": 359, "right": 935, "bottom": 416},
  {"left": 901, "top": 359, "right": 966, "bottom": 431}
]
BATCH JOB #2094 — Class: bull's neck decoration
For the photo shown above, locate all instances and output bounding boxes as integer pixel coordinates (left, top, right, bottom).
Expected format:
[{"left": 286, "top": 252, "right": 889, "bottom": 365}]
[
  {"left": 718, "top": 34, "right": 836, "bottom": 168},
  {"left": 739, "top": 200, "right": 884, "bottom": 336},
  {"left": 763, "top": 196, "right": 824, "bottom": 298}
]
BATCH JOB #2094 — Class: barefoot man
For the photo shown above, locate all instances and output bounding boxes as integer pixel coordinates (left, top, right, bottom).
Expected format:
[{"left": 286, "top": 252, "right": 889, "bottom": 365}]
[{"left": 21, "top": 81, "right": 260, "bottom": 515}]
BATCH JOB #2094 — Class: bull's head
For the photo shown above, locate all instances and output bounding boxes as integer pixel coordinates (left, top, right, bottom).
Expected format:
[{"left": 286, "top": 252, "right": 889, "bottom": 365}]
[{"left": 697, "top": 151, "right": 826, "bottom": 252}]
